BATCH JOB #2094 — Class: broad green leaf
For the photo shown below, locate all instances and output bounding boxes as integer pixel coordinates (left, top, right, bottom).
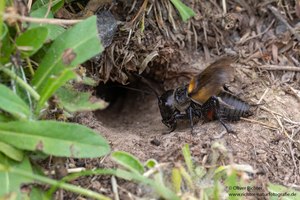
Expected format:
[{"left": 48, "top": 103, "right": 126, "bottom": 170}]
[
  {"left": 170, "top": 0, "right": 195, "bottom": 22},
  {"left": 0, "top": 141, "right": 23, "bottom": 161},
  {"left": 36, "top": 69, "right": 76, "bottom": 112},
  {"left": 56, "top": 86, "right": 108, "bottom": 113},
  {"left": 30, "top": 7, "right": 65, "bottom": 40},
  {"left": 0, "top": 84, "right": 30, "bottom": 120},
  {"left": 32, "top": 16, "right": 103, "bottom": 95},
  {"left": 268, "top": 183, "right": 300, "bottom": 200},
  {"left": 0, "top": 121, "right": 110, "bottom": 158},
  {"left": 15, "top": 27, "right": 48, "bottom": 57},
  {"left": 112, "top": 151, "right": 144, "bottom": 174},
  {"left": 0, "top": 154, "right": 32, "bottom": 199}
]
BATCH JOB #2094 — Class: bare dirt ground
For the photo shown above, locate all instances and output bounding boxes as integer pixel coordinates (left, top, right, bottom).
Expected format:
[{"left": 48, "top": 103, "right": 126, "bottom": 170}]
[{"left": 74, "top": 56, "right": 300, "bottom": 198}]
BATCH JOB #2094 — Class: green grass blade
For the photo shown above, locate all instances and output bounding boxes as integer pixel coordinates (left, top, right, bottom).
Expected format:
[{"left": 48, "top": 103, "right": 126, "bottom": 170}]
[
  {"left": 170, "top": 0, "right": 195, "bottom": 22},
  {"left": 172, "top": 168, "right": 182, "bottom": 194},
  {"left": 182, "top": 144, "right": 195, "bottom": 176}
]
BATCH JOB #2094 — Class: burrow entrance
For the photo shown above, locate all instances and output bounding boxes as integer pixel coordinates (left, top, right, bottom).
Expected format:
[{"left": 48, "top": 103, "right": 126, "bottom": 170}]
[{"left": 94, "top": 77, "right": 164, "bottom": 132}]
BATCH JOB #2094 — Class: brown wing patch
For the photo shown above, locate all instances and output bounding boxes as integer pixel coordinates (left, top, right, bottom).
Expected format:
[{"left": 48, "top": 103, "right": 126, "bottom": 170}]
[
  {"left": 188, "top": 77, "right": 197, "bottom": 94},
  {"left": 188, "top": 57, "right": 234, "bottom": 104},
  {"left": 190, "top": 84, "right": 222, "bottom": 103}
]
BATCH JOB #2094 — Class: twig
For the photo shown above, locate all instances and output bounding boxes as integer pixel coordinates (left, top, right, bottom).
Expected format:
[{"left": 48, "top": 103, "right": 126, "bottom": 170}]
[
  {"left": 282, "top": 118, "right": 300, "bottom": 125},
  {"left": 272, "top": 113, "right": 298, "bottom": 143},
  {"left": 213, "top": 130, "right": 227, "bottom": 139},
  {"left": 126, "top": 29, "right": 133, "bottom": 45},
  {"left": 27, "top": 0, "right": 33, "bottom": 11},
  {"left": 257, "top": 88, "right": 269, "bottom": 104},
  {"left": 45, "top": 167, "right": 86, "bottom": 175},
  {"left": 260, "top": 106, "right": 283, "bottom": 117},
  {"left": 283, "top": 129, "right": 297, "bottom": 143},
  {"left": 128, "top": 0, "right": 137, "bottom": 14},
  {"left": 287, "top": 85, "right": 300, "bottom": 102},
  {"left": 222, "top": 0, "right": 227, "bottom": 15},
  {"left": 268, "top": 5, "right": 300, "bottom": 42},
  {"left": 237, "top": 20, "right": 275, "bottom": 45},
  {"left": 256, "top": 65, "right": 300, "bottom": 72},
  {"left": 288, "top": 142, "right": 298, "bottom": 171},
  {"left": 139, "top": 51, "right": 159, "bottom": 74},
  {"left": 111, "top": 176, "right": 120, "bottom": 200},
  {"left": 3, "top": 13, "right": 82, "bottom": 25},
  {"left": 129, "top": 0, "right": 148, "bottom": 25},
  {"left": 273, "top": 113, "right": 284, "bottom": 133},
  {"left": 45, "top": 0, "right": 53, "bottom": 18},
  {"left": 261, "top": 106, "right": 300, "bottom": 125},
  {"left": 240, "top": 117, "right": 278, "bottom": 130}
]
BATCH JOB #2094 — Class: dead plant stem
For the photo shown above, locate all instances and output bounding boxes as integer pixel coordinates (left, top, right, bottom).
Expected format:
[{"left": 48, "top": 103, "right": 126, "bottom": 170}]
[{"left": 3, "top": 13, "right": 82, "bottom": 25}]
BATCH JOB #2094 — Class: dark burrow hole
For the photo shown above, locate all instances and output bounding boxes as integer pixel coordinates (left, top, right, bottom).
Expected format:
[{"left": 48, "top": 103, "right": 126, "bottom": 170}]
[{"left": 94, "top": 78, "right": 161, "bottom": 128}]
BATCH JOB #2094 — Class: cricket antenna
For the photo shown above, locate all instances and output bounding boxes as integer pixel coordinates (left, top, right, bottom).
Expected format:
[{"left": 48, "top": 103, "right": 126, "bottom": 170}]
[
  {"left": 132, "top": 73, "right": 161, "bottom": 99},
  {"left": 109, "top": 85, "right": 153, "bottom": 95}
]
